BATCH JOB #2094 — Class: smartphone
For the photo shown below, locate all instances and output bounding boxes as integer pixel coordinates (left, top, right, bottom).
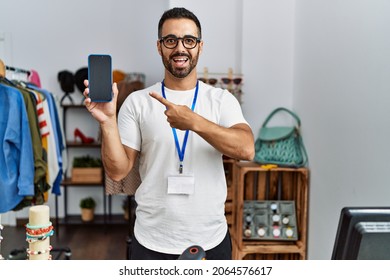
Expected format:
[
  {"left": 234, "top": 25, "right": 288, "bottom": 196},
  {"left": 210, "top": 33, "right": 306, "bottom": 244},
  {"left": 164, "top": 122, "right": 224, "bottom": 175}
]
[{"left": 88, "top": 54, "right": 112, "bottom": 102}]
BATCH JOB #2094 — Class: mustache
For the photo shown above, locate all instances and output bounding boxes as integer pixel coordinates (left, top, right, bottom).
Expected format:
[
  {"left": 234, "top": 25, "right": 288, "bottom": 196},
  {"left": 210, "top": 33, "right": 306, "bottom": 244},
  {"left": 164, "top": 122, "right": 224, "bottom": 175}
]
[{"left": 170, "top": 52, "right": 190, "bottom": 59}]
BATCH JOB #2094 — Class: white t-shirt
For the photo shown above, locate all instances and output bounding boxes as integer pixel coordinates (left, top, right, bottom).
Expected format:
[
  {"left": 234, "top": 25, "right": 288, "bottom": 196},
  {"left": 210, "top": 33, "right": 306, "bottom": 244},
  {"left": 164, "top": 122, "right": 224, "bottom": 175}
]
[{"left": 118, "top": 81, "right": 248, "bottom": 254}]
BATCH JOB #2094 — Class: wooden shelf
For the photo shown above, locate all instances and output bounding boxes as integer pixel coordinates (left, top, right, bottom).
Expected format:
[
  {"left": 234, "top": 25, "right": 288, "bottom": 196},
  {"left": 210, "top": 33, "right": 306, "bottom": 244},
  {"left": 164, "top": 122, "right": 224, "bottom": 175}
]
[
  {"left": 61, "top": 178, "right": 103, "bottom": 186},
  {"left": 232, "top": 237, "right": 305, "bottom": 260},
  {"left": 231, "top": 161, "right": 309, "bottom": 260},
  {"left": 61, "top": 104, "right": 86, "bottom": 109},
  {"left": 65, "top": 141, "right": 101, "bottom": 148}
]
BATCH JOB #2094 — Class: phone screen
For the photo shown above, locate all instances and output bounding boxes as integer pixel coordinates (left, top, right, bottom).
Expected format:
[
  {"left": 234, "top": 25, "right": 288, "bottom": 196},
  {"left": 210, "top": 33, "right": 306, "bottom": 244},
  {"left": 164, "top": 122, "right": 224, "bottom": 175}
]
[{"left": 88, "top": 54, "right": 112, "bottom": 102}]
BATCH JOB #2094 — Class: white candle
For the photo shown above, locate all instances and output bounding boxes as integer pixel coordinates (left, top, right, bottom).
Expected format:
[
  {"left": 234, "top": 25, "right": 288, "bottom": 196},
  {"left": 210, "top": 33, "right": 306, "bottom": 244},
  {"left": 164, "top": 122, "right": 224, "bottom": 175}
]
[{"left": 28, "top": 205, "right": 51, "bottom": 260}]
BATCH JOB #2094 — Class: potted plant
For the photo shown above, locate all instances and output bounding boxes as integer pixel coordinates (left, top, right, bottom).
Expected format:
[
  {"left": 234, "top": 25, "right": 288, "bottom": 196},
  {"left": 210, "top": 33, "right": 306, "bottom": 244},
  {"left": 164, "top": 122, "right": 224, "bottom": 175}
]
[
  {"left": 72, "top": 155, "right": 103, "bottom": 183},
  {"left": 79, "top": 197, "right": 96, "bottom": 222}
]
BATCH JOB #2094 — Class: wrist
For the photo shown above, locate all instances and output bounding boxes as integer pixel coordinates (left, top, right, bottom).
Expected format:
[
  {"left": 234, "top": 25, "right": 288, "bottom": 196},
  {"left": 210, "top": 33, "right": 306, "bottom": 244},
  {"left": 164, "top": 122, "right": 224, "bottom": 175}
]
[
  {"left": 191, "top": 114, "right": 206, "bottom": 133},
  {"left": 100, "top": 117, "right": 117, "bottom": 130}
]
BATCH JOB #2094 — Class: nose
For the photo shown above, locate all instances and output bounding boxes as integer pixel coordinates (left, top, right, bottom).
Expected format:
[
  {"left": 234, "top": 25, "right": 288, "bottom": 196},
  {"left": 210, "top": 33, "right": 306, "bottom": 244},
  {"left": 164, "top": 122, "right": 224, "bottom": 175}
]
[{"left": 175, "top": 38, "right": 187, "bottom": 51}]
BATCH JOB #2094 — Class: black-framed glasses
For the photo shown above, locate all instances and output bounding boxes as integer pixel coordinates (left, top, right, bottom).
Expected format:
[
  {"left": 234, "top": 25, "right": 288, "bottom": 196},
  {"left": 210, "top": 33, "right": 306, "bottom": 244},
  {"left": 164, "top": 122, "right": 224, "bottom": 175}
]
[{"left": 160, "top": 35, "right": 201, "bottom": 49}]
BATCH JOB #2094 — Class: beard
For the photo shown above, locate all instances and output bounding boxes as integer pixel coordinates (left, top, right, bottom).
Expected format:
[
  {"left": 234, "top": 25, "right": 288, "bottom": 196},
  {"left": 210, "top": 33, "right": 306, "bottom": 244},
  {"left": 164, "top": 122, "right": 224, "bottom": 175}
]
[{"left": 161, "top": 49, "right": 200, "bottom": 79}]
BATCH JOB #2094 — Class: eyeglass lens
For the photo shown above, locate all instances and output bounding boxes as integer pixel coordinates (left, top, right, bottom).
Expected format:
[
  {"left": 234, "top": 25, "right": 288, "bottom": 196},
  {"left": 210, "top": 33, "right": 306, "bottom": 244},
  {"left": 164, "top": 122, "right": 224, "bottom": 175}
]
[{"left": 161, "top": 35, "right": 199, "bottom": 49}]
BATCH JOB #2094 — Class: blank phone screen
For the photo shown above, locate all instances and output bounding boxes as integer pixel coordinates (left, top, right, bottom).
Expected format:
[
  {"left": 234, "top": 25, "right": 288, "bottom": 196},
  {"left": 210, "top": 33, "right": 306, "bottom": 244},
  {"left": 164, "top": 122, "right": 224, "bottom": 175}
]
[{"left": 88, "top": 54, "right": 112, "bottom": 102}]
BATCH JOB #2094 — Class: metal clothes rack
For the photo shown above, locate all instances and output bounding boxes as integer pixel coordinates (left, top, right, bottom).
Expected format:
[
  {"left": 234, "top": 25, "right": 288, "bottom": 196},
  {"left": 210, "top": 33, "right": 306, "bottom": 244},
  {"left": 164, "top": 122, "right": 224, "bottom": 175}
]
[{"left": 5, "top": 65, "right": 31, "bottom": 75}]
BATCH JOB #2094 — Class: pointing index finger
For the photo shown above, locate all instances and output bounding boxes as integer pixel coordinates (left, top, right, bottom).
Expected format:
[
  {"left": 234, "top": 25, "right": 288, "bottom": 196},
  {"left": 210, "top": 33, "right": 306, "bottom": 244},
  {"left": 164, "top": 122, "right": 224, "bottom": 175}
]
[{"left": 149, "top": 91, "right": 172, "bottom": 107}]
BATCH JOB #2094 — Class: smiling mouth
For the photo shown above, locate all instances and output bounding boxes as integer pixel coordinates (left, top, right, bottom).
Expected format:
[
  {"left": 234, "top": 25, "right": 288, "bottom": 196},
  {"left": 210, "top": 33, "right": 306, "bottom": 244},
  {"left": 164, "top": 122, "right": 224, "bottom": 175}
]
[{"left": 172, "top": 57, "right": 189, "bottom": 67}]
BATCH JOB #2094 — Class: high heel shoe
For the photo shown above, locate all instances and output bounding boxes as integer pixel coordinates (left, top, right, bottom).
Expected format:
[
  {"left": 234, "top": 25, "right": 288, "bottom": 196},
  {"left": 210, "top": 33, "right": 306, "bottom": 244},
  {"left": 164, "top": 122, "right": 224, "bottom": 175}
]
[{"left": 74, "top": 128, "right": 95, "bottom": 144}]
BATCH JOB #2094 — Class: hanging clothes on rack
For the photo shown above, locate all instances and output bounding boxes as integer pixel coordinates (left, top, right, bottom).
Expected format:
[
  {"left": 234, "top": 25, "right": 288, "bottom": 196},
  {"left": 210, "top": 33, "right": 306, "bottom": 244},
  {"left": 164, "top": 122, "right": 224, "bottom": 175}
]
[
  {"left": 0, "top": 74, "right": 35, "bottom": 213},
  {"left": 2, "top": 79, "right": 50, "bottom": 210},
  {"left": 27, "top": 84, "right": 64, "bottom": 195},
  {"left": 15, "top": 82, "right": 55, "bottom": 209},
  {"left": 0, "top": 60, "right": 64, "bottom": 213}
]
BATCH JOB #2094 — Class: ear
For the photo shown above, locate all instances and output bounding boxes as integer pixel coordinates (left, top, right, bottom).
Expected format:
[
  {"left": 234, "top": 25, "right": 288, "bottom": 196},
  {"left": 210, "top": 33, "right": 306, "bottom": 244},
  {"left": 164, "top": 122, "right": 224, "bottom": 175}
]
[
  {"left": 198, "top": 40, "right": 204, "bottom": 55},
  {"left": 157, "top": 40, "right": 162, "bottom": 56}
]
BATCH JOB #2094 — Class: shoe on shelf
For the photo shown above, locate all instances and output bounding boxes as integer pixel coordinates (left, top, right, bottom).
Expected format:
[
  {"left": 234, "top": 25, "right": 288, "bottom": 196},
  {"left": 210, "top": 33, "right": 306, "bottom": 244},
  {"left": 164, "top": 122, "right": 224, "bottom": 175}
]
[{"left": 74, "top": 128, "right": 94, "bottom": 144}]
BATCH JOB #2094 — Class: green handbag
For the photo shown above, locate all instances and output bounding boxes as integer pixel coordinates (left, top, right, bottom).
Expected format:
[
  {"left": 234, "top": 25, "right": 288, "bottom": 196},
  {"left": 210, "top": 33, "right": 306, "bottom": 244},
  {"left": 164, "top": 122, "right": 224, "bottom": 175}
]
[{"left": 254, "top": 107, "right": 308, "bottom": 167}]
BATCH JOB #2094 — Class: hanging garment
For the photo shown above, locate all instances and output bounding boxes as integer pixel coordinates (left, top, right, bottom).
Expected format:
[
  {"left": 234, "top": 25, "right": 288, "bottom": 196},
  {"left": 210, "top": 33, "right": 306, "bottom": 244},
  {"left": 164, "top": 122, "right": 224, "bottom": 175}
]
[
  {"left": 27, "top": 85, "right": 64, "bottom": 195},
  {"left": 0, "top": 82, "right": 34, "bottom": 213},
  {"left": 13, "top": 82, "right": 47, "bottom": 183},
  {"left": 10, "top": 82, "right": 50, "bottom": 210},
  {"left": 28, "top": 69, "right": 41, "bottom": 88}
]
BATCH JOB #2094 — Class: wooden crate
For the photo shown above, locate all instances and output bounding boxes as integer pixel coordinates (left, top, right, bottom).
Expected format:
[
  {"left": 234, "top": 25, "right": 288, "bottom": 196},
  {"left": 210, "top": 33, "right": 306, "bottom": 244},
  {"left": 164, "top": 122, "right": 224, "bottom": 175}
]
[
  {"left": 242, "top": 252, "right": 302, "bottom": 260},
  {"left": 71, "top": 167, "right": 103, "bottom": 183},
  {"left": 232, "top": 161, "right": 309, "bottom": 260}
]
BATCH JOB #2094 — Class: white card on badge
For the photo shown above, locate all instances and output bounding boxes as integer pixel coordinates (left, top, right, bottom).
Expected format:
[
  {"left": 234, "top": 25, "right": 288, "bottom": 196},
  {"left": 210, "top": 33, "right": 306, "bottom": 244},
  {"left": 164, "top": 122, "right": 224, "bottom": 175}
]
[{"left": 167, "top": 175, "right": 195, "bottom": 195}]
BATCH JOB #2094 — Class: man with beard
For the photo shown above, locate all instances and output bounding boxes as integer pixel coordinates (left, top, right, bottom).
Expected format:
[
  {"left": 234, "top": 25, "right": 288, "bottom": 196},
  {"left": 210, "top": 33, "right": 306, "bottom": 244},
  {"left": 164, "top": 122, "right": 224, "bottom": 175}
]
[{"left": 84, "top": 7, "right": 254, "bottom": 260}]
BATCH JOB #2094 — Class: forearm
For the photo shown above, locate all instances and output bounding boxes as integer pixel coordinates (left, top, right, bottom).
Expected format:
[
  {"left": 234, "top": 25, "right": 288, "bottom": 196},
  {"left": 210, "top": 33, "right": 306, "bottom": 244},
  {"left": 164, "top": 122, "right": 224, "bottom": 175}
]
[
  {"left": 100, "top": 119, "right": 133, "bottom": 181},
  {"left": 149, "top": 90, "right": 255, "bottom": 160},
  {"left": 192, "top": 115, "right": 255, "bottom": 161}
]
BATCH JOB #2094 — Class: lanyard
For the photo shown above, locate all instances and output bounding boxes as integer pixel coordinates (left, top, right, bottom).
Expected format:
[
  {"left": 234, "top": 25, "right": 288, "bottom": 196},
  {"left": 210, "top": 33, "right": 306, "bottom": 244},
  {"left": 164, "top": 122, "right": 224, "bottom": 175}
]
[{"left": 161, "top": 80, "right": 199, "bottom": 174}]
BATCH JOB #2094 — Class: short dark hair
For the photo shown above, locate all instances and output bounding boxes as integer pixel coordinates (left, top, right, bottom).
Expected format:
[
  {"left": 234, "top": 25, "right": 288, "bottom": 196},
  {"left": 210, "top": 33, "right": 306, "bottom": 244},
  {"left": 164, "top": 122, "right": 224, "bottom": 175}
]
[{"left": 158, "top": 7, "right": 202, "bottom": 39}]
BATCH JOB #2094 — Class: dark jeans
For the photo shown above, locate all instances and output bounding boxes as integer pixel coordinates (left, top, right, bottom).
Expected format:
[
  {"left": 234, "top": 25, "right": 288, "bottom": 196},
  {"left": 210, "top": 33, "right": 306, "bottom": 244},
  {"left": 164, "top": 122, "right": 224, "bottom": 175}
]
[{"left": 130, "top": 229, "right": 232, "bottom": 260}]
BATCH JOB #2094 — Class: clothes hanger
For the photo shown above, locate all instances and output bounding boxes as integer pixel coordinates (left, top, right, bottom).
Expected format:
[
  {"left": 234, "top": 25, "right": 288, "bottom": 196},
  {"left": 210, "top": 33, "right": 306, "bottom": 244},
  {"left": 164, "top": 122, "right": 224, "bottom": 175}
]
[
  {"left": 0, "top": 59, "right": 6, "bottom": 78},
  {"left": 0, "top": 60, "right": 19, "bottom": 87}
]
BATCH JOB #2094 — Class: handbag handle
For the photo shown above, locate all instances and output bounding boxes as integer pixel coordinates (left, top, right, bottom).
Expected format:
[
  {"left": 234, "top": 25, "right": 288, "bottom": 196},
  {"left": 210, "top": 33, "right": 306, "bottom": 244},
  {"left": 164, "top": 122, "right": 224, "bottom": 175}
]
[{"left": 262, "top": 107, "right": 301, "bottom": 128}]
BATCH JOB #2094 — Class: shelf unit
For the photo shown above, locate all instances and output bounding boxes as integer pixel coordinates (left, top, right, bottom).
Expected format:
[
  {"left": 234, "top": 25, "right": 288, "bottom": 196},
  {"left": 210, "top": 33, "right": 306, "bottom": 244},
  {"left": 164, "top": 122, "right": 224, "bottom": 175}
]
[
  {"left": 55, "top": 104, "right": 111, "bottom": 231},
  {"left": 58, "top": 176, "right": 107, "bottom": 223},
  {"left": 232, "top": 161, "right": 309, "bottom": 260}
]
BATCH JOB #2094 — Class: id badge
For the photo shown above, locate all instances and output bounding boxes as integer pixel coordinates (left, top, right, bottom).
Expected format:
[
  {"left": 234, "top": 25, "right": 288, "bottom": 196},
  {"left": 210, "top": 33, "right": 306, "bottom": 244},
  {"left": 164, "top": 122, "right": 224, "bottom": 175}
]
[{"left": 167, "top": 174, "right": 195, "bottom": 195}]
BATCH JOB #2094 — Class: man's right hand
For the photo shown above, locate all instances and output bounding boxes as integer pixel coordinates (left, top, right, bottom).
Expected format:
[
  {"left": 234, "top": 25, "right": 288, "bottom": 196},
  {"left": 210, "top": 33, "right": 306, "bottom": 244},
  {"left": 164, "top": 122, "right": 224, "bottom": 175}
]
[{"left": 83, "top": 79, "right": 118, "bottom": 125}]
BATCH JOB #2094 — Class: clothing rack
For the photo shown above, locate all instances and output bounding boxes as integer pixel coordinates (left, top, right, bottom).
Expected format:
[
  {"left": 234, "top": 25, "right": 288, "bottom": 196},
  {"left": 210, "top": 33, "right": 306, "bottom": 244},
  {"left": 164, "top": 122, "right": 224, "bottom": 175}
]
[
  {"left": 5, "top": 65, "right": 30, "bottom": 75},
  {"left": 1, "top": 68, "right": 71, "bottom": 259}
]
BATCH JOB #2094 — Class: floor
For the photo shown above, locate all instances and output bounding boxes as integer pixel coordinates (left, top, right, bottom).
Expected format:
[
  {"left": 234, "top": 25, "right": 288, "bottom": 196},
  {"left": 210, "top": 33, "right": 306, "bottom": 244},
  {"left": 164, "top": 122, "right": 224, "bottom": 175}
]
[{"left": 1, "top": 222, "right": 130, "bottom": 260}]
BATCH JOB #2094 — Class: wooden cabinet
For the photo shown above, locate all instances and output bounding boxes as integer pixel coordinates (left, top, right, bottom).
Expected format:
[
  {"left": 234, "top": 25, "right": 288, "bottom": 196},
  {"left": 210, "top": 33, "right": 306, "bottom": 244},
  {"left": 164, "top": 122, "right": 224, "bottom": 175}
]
[{"left": 231, "top": 161, "right": 309, "bottom": 260}]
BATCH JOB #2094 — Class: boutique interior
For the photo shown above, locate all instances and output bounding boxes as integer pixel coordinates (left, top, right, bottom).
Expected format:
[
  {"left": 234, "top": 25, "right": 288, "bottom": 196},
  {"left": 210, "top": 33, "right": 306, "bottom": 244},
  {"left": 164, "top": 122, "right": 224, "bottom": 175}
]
[{"left": 1, "top": 0, "right": 390, "bottom": 261}]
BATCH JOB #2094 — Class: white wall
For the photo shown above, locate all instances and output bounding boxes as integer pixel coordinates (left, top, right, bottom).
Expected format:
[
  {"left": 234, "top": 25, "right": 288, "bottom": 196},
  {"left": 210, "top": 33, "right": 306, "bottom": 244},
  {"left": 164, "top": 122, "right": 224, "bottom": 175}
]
[
  {"left": 294, "top": 0, "right": 390, "bottom": 259},
  {"left": 1, "top": 0, "right": 390, "bottom": 260},
  {"left": 242, "top": 0, "right": 295, "bottom": 133}
]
